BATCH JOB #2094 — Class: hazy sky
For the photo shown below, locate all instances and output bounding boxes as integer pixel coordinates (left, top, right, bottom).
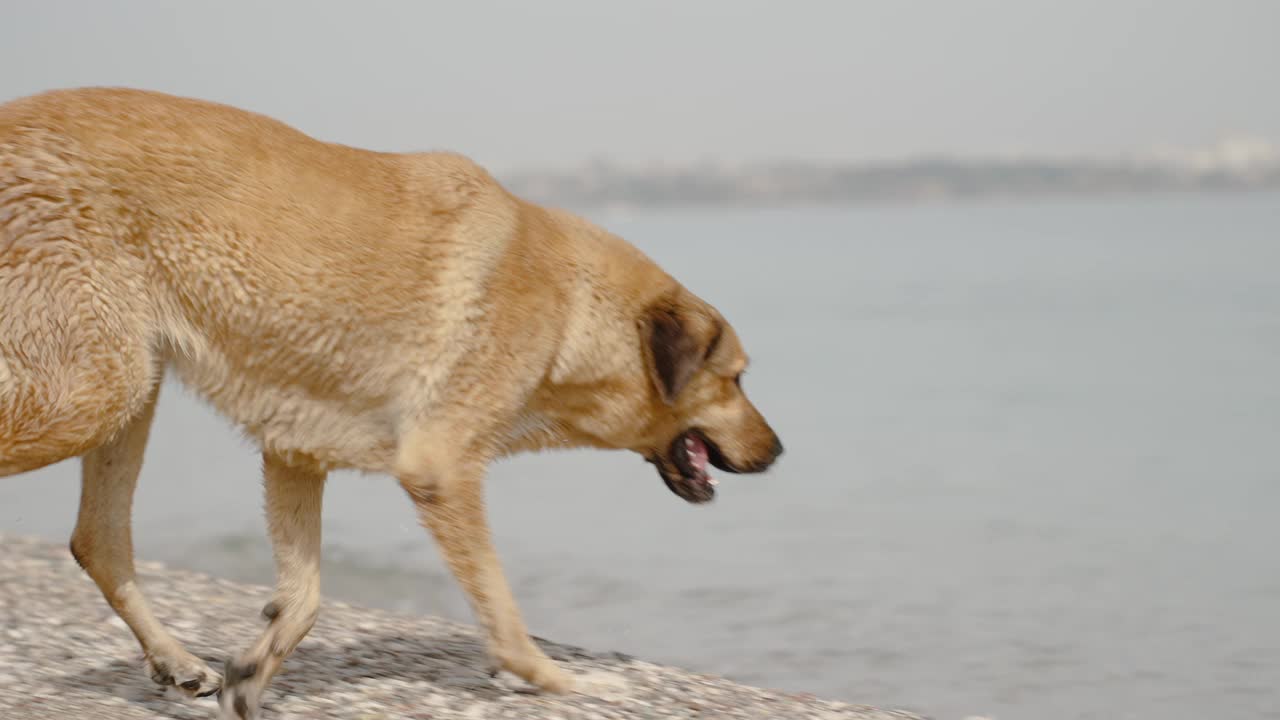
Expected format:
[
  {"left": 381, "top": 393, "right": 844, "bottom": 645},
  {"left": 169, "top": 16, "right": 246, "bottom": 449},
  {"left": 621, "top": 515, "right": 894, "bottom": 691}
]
[{"left": 3, "top": 1, "right": 1277, "bottom": 172}]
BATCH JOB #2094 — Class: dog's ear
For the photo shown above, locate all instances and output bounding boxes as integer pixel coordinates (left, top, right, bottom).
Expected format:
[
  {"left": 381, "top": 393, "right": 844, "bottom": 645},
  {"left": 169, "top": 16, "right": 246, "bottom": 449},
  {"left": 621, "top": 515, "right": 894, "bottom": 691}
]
[{"left": 642, "top": 305, "right": 705, "bottom": 405}]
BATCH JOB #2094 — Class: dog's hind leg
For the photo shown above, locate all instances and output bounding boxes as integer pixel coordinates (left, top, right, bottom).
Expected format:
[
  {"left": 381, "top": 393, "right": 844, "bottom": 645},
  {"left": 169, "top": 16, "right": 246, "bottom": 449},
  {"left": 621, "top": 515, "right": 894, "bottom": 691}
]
[
  {"left": 219, "top": 452, "right": 325, "bottom": 720},
  {"left": 70, "top": 384, "right": 222, "bottom": 698}
]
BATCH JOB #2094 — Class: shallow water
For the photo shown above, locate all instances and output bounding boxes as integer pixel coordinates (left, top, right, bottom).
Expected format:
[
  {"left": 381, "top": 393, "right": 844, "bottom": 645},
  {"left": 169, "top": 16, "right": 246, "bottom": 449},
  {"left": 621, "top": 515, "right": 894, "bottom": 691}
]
[{"left": 4, "top": 192, "right": 1279, "bottom": 720}]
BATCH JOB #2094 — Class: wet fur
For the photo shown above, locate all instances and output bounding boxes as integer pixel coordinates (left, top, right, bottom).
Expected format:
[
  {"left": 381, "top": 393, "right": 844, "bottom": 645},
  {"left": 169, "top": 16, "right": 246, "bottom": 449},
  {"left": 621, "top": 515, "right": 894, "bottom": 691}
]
[{"left": 0, "top": 88, "right": 781, "bottom": 718}]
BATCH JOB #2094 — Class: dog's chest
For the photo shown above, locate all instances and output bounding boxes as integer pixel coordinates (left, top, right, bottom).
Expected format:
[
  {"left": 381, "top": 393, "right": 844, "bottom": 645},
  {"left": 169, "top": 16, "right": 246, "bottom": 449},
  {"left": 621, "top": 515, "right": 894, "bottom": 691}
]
[{"left": 166, "top": 342, "right": 402, "bottom": 472}]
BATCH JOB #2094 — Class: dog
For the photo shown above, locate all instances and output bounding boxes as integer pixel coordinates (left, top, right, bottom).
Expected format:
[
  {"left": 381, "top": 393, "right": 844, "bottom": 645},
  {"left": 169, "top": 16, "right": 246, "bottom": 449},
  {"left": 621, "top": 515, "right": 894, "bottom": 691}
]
[{"left": 0, "top": 87, "right": 782, "bottom": 718}]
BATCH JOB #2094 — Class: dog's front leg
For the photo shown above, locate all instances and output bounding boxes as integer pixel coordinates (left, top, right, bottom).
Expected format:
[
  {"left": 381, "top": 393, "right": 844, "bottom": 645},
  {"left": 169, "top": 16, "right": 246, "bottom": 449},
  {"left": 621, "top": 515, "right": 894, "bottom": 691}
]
[
  {"left": 398, "top": 443, "right": 573, "bottom": 694},
  {"left": 219, "top": 453, "right": 326, "bottom": 720}
]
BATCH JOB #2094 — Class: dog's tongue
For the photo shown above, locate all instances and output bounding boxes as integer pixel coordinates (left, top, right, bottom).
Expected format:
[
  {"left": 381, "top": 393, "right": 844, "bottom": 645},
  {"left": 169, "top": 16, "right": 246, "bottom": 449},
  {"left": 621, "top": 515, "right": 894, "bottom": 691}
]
[{"left": 686, "top": 434, "right": 710, "bottom": 474}]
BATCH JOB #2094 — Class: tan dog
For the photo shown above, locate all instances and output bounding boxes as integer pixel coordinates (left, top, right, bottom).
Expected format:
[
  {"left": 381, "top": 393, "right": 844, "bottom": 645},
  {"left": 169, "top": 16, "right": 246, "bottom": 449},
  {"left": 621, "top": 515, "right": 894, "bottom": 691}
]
[{"left": 0, "top": 87, "right": 782, "bottom": 718}]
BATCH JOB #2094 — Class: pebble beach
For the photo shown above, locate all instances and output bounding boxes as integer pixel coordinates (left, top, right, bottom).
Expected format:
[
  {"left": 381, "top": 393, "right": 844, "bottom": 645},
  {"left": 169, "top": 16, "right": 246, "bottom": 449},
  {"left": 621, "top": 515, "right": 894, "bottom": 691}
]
[{"left": 0, "top": 535, "right": 924, "bottom": 720}]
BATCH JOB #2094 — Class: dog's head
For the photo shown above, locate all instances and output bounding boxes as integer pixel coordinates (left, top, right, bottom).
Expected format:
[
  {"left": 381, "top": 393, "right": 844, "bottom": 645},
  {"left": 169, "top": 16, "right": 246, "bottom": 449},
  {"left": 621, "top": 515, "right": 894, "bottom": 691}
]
[
  {"left": 627, "top": 288, "right": 783, "bottom": 503},
  {"left": 511, "top": 212, "right": 782, "bottom": 501}
]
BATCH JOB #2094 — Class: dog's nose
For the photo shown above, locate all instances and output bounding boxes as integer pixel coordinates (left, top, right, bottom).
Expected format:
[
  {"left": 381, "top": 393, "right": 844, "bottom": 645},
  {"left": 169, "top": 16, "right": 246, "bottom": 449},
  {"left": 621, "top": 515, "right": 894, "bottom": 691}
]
[
  {"left": 750, "top": 433, "right": 783, "bottom": 472},
  {"left": 742, "top": 432, "right": 784, "bottom": 474}
]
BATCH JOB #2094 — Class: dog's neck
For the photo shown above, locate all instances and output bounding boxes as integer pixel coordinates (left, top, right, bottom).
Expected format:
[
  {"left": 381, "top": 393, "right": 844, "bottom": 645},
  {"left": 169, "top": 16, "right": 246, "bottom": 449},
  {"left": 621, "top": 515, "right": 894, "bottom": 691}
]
[
  {"left": 539, "top": 208, "right": 668, "bottom": 386},
  {"left": 503, "top": 207, "right": 677, "bottom": 454}
]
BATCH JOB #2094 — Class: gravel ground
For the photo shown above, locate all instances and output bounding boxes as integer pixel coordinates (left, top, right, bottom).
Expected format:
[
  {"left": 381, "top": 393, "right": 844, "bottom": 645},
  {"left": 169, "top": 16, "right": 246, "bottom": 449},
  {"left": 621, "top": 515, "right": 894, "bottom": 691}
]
[{"left": 0, "top": 534, "right": 926, "bottom": 720}]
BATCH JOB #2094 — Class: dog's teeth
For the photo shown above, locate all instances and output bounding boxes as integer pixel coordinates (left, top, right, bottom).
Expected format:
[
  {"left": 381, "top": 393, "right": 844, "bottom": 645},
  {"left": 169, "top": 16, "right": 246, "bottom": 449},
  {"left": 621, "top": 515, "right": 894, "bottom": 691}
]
[
  {"left": 685, "top": 438, "right": 694, "bottom": 450},
  {"left": 708, "top": 477, "right": 718, "bottom": 486}
]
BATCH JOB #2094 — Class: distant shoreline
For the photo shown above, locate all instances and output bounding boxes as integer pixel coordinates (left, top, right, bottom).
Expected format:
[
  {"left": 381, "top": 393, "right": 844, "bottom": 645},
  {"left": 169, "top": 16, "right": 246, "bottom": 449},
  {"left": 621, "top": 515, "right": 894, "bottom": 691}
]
[{"left": 504, "top": 143, "right": 1280, "bottom": 210}]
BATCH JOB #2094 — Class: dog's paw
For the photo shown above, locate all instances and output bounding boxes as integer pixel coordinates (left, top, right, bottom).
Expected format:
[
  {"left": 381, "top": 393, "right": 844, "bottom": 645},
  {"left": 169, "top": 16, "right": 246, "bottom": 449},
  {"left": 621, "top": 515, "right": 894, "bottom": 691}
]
[
  {"left": 492, "top": 644, "right": 575, "bottom": 694},
  {"left": 146, "top": 647, "right": 222, "bottom": 698},
  {"left": 218, "top": 658, "right": 265, "bottom": 720}
]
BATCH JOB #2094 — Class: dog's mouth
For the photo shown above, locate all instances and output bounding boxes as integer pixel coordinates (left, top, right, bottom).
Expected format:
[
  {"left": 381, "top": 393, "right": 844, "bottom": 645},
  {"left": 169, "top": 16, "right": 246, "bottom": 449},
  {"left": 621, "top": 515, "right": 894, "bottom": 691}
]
[{"left": 649, "top": 430, "right": 722, "bottom": 504}]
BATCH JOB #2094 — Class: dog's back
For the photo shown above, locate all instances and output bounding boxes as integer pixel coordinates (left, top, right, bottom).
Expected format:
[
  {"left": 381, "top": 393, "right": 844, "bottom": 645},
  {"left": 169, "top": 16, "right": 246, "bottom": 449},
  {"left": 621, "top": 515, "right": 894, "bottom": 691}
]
[{"left": 0, "top": 87, "right": 527, "bottom": 474}]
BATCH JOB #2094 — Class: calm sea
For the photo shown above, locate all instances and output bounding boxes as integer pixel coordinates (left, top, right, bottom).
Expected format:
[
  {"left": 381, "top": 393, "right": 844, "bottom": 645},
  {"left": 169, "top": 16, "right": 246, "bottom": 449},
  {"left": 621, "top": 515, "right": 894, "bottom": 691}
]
[{"left": 3, "top": 191, "right": 1279, "bottom": 720}]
